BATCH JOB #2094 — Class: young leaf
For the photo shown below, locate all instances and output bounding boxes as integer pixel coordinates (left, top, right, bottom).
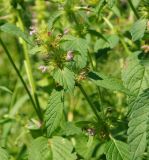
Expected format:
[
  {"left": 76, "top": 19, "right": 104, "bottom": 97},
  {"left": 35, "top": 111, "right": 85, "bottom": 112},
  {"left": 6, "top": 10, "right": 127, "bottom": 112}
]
[
  {"left": 61, "top": 36, "right": 88, "bottom": 57},
  {"left": 60, "top": 122, "right": 82, "bottom": 136},
  {"left": 94, "top": 35, "right": 119, "bottom": 52},
  {"left": 28, "top": 137, "right": 52, "bottom": 160},
  {"left": 0, "top": 23, "right": 32, "bottom": 44},
  {"left": 130, "top": 19, "right": 147, "bottom": 41},
  {"left": 45, "top": 89, "right": 63, "bottom": 137},
  {"left": 52, "top": 67, "right": 75, "bottom": 92},
  {"left": 88, "top": 71, "right": 129, "bottom": 94},
  {"left": 75, "top": 135, "right": 97, "bottom": 159},
  {"left": 48, "top": 11, "right": 63, "bottom": 30},
  {"left": 128, "top": 89, "right": 149, "bottom": 160},
  {"left": 50, "top": 136, "right": 77, "bottom": 160},
  {"left": 105, "top": 137, "right": 130, "bottom": 160},
  {"left": 0, "top": 147, "right": 9, "bottom": 160}
]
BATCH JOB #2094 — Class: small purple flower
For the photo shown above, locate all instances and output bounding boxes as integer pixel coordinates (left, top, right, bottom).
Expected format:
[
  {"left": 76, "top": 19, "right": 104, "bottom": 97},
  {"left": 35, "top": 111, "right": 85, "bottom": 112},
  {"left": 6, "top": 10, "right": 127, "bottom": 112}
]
[
  {"left": 29, "top": 26, "right": 37, "bottom": 35},
  {"left": 66, "top": 51, "right": 74, "bottom": 61},
  {"left": 87, "top": 128, "right": 96, "bottom": 136},
  {"left": 63, "top": 28, "right": 69, "bottom": 35},
  {"left": 38, "top": 65, "right": 47, "bottom": 73}
]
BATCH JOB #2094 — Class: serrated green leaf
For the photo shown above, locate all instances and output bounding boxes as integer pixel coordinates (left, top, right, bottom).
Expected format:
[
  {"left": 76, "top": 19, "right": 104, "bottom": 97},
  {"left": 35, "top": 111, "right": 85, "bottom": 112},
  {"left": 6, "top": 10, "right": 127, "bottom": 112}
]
[
  {"left": 52, "top": 67, "right": 75, "bottom": 92},
  {"left": 105, "top": 137, "right": 130, "bottom": 160},
  {"left": 48, "top": 11, "right": 63, "bottom": 30},
  {"left": 130, "top": 19, "right": 147, "bottom": 41},
  {"left": 128, "top": 89, "right": 149, "bottom": 160},
  {"left": 122, "top": 52, "right": 149, "bottom": 112},
  {"left": 106, "top": 0, "right": 116, "bottom": 8},
  {"left": 75, "top": 135, "right": 97, "bottom": 159},
  {"left": 94, "top": 35, "right": 119, "bottom": 52},
  {"left": 28, "top": 137, "right": 52, "bottom": 160},
  {"left": 50, "top": 136, "right": 77, "bottom": 160},
  {"left": 0, "top": 147, "right": 9, "bottom": 160},
  {"left": 45, "top": 90, "right": 63, "bottom": 137},
  {"left": 28, "top": 136, "right": 76, "bottom": 160},
  {"left": 0, "top": 23, "right": 32, "bottom": 44},
  {"left": 61, "top": 35, "right": 88, "bottom": 57},
  {"left": 60, "top": 122, "right": 82, "bottom": 136},
  {"left": 88, "top": 71, "right": 129, "bottom": 94}
]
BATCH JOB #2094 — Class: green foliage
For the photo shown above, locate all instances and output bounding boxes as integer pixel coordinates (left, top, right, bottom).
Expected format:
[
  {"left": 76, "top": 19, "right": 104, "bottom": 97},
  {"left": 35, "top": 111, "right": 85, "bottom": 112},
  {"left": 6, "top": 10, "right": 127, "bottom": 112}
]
[
  {"left": 88, "top": 71, "right": 129, "bottom": 94},
  {"left": 28, "top": 137, "right": 52, "bottom": 160},
  {"left": 130, "top": 19, "right": 147, "bottom": 41},
  {"left": 94, "top": 35, "right": 119, "bottom": 51},
  {"left": 28, "top": 136, "right": 77, "bottom": 160},
  {"left": 105, "top": 137, "right": 130, "bottom": 160},
  {"left": 52, "top": 67, "right": 75, "bottom": 92},
  {"left": 128, "top": 89, "right": 149, "bottom": 160},
  {"left": 45, "top": 90, "right": 63, "bottom": 137},
  {"left": 0, "top": 147, "right": 9, "bottom": 160},
  {"left": 51, "top": 136, "right": 77, "bottom": 160},
  {"left": 0, "top": 23, "right": 32, "bottom": 44},
  {"left": 0, "top": 0, "right": 149, "bottom": 159}
]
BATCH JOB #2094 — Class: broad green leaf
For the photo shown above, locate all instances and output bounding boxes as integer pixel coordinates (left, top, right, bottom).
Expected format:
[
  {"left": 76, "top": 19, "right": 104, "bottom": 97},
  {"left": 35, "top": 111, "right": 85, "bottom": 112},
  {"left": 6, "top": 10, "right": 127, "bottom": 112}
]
[
  {"left": 28, "top": 137, "right": 52, "bottom": 160},
  {"left": 105, "top": 137, "right": 130, "bottom": 160},
  {"left": 130, "top": 19, "right": 147, "bottom": 41},
  {"left": 61, "top": 36, "right": 88, "bottom": 57},
  {"left": 75, "top": 135, "right": 97, "bottom": 159},
  {"left": 52, "top": 67, "right": 75, "bottom": 92},
  {"left": 106, "top": 0, "right": 116, "bottom": 8},
  {"left": 74, "top": 54, "right": 87, "bottom": 69},
  {"left": 51, "top": 136, "right": 77, "bottom": 160},
  {"left": 45, "top": 90, "right": 63, "bottom": 137},
  {"left": 94, "top": 35, "right": 119, "bottom": 52},
  {"left": 0, "top": 23, "right": 32, "bottom": 44},
  {"left": 29, "top": 136, "right": 77, "bottom": 160},
  {"left": 122, "top": 52, "right": 149, "bottom": 112},
  {"left": 48, "top": 11, "right": 63, "bottom": 30},
  {"left": 60, "top": 122, "right": 82, "bottom": 136},
  {"left": 0, "top": 147, "right": 9, "bottom": 160},
  {"left": 88, "top": 71, "right": 129, "bottom": 94},
  {"left": 0, "top": 86, "right": 12, "bottom": 94},
  {"left": 128, "top": 89, "right": 149, "bottom": 160}
]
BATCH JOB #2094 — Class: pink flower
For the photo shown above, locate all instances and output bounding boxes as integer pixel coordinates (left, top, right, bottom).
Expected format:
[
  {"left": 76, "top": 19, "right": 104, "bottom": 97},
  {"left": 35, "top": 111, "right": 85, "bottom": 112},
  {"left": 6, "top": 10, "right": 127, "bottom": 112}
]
[
  {"left": 38, "top": 65, "right": 47, "bottom": 73},
  {"left": 29, "top": 26, "right": 37, "bottom": 35},
  {"left": 64, "top": 28, "right": 69, "bottom": 35},
  {"left": 66, "top": 51, "right": 74, "bottom": 61}
]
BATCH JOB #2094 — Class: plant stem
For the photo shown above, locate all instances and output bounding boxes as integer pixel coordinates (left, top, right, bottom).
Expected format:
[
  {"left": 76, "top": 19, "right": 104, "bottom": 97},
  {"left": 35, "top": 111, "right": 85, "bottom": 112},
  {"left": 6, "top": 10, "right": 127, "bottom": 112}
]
[
  {"left": 87, "top": 51, "right": 105, "bottom": 118},
  {"left": 78, "top": 84, "right": 101, "bottom": 121},
  {"left": 0, "top": 38, "right": 42, "bottom": 121},
  {"left": 128, "top": 0, "right": 140, "bottom": 19},
  {"left": 17, "top": 11, "right": 42, "bottom": 120}
]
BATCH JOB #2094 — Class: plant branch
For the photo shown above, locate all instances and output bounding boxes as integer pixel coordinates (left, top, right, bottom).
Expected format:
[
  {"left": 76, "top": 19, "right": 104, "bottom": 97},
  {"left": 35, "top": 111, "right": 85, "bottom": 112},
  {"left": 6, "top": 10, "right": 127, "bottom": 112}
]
[
  {"left": 78, "top": 84, "right": 101, "bottom": 121},
  {"left": 128, "top": 0, "right": 140, "bottom": 19}
]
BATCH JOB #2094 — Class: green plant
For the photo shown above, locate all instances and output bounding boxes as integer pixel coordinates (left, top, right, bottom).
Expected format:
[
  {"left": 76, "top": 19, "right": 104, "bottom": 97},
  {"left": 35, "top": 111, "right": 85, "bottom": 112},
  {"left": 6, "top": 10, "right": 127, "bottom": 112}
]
[{"left": 0, "top": 0, "right": 149, "bottom": 160}]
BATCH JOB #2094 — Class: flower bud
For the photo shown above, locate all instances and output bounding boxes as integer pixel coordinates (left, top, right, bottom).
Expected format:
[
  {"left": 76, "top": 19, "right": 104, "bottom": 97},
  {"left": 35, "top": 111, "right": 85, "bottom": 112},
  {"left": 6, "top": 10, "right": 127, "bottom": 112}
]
[
  {"left": 38, "top": 65, "right": 47, "bottom": 73},
  {"left": 29, "top": 26, "right": 37, "bottom": 35},
  {"left": 66, "top": 51, "right": 74, "bottom": 61}
]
